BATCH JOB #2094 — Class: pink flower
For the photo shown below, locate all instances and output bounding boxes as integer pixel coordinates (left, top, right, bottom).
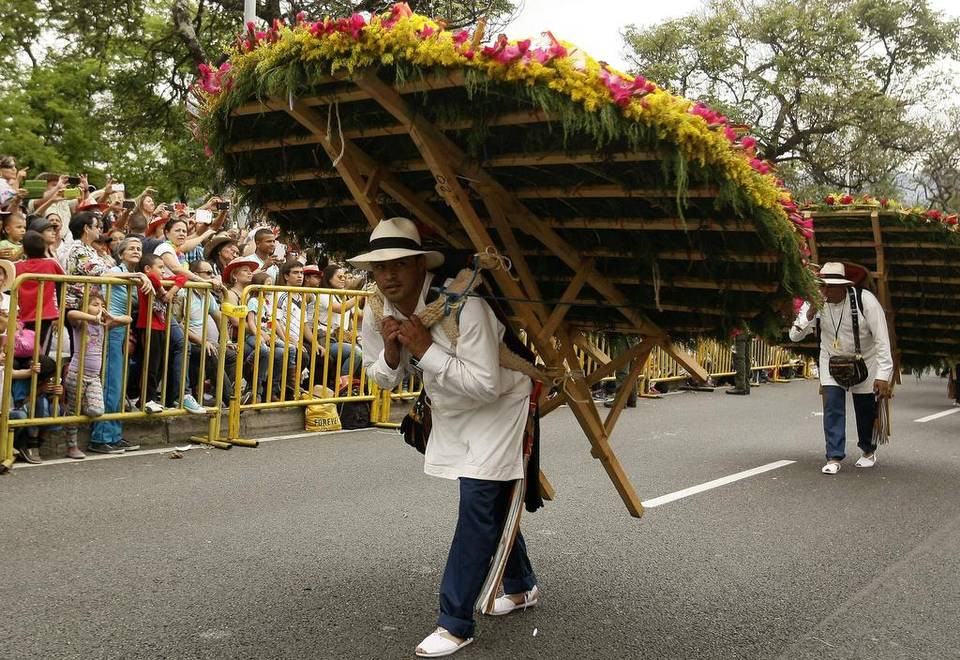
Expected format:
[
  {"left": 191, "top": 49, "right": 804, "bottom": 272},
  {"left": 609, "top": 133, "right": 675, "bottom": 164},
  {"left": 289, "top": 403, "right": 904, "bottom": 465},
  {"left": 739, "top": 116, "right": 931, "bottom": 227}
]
[
  {"left": 723, "top": 127, "right": 737, "bottom": 142},
  {"left": 545, "top": 31, "right": 567, "bottom": 60},
  {"left": 204, "top": 145, "right": 214, "bottom": 157},
  {"left": 452, "top": 30, "right": 470, "bottom": 46},
  {"left": 498, "top": 38, "right": 530, "bottom": 64},
  {"left": 295, "top": 11, "right": 307, "bottom": 24},
  {"left": 419, "top": 25, "right": 435, "bottom": 38},
  {"left": 740, "top": 136, "right": 757, "bottom": 151},
  {"left": 382, "top": 2, "right": 413, "bottom": 29},
  {"left": 748, "top": 158, "right": 771, "bottom": 175},
  {"left": 335, "top": 13, "right": 366, "bottom": 40}
]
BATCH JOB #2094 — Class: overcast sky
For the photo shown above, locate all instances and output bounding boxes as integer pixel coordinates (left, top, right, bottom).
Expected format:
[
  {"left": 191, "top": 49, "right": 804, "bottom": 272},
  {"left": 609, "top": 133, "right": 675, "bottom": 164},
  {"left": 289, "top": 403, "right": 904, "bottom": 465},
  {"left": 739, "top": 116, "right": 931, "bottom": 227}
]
[{"left": 505, "top": 0, "right": 960, "bottom": 72}]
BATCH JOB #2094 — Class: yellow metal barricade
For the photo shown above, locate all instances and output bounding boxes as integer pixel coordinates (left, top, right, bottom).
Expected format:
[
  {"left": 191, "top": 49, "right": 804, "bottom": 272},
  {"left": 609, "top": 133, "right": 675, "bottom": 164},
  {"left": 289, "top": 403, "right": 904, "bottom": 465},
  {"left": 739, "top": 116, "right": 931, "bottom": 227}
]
[
  {"left": 1, "top": 274, "right": 218, "bottom": 470},
  {"left": 217, "top": 284, "right": 374, "bottom": 445}
]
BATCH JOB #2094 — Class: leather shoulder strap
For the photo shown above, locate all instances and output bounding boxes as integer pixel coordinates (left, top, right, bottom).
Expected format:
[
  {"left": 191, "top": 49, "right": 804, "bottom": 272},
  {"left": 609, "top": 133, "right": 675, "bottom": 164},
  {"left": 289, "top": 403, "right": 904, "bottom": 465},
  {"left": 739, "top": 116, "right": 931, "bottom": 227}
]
[{"left": 848, "top": 288, "right": 862, "bottom": 355}]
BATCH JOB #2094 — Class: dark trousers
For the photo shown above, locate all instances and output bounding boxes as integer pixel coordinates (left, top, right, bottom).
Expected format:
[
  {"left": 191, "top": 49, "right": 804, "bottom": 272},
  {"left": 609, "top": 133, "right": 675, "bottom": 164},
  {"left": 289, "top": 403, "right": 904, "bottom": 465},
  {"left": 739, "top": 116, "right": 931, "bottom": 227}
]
[
  {"left": 822, "top": 385, "right": 877, "bottom": 460},
  {"left": 437, "top": 477, "right": 537, "bottom": 639},
  {"left": 189, "top": 344, "right": 237, "bottom": 404},
  {"left": 733, "top": 334, "right": 751, "bottom": 392}
]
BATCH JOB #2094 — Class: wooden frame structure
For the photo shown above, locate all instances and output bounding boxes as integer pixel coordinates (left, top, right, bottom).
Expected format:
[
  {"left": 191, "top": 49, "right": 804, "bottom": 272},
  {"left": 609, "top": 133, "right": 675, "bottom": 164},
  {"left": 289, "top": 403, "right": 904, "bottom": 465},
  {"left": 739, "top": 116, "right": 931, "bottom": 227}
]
[
  {"left": 217, "top": 67, "right": 810, "bottom": 517},
  {"left": 803, "top": 208, "right": 960, "bottom": 367}
]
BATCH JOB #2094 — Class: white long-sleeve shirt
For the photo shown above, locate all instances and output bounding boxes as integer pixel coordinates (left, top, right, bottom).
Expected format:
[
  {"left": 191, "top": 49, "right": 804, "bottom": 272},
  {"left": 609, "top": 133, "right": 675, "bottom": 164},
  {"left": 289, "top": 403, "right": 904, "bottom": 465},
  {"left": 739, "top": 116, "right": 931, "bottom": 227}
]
[
  {"left": 361, "top": 273, "right": 532, "bottom": 481},
  {"left": 789, "top": 288, "right": 894, "bottom": 393}
]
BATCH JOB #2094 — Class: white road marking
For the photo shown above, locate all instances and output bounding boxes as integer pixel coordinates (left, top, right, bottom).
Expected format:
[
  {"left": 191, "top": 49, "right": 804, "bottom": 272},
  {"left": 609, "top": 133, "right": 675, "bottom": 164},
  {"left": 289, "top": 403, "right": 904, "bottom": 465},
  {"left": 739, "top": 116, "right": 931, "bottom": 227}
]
[
  {"left": 641, "top": 460, "right": 796, "bottom": 508},
  {"left": 914, "top": 408, "right": 960, "bottom": 423}
]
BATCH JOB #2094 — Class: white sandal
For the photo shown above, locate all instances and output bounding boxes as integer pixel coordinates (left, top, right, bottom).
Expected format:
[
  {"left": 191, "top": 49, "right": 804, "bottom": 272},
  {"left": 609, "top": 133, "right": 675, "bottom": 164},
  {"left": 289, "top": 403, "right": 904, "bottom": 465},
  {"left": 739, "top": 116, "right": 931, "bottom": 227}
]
[
  {"left": 855, "top": 452, "right": 877, "bottom": 468},
  {"left": 821, "top": 461, "right": 840, "bottom": 475},
  {"left": 415, "top": 627, "right": 474, "bottom": 657},
  {"left": 490, "top": 585, "right": 540, "bottom": 616}
]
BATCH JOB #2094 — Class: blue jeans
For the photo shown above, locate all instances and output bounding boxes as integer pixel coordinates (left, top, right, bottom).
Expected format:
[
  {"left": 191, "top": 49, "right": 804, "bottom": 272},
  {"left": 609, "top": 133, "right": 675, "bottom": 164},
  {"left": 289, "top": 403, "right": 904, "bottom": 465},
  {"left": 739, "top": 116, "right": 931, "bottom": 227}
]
[
  {"left": 437, "top": 477, "right": 537, "bottom": 639},
  {"left": 91, "top": 326, "right": 126, "bottom": 444},
  {"left": 822, "top": 385, "right": 877, "bottom": 460},
  {"left": 245, "top": 334, "right": 287, "bottom": 399},
  {"left": 327, "top": 341, "right": 361, "bottom": 376}
]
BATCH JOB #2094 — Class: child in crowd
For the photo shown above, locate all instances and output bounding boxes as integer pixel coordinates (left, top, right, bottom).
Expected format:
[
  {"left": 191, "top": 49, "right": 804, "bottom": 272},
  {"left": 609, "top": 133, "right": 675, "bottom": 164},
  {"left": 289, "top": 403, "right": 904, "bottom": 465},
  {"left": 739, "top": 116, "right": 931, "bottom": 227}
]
[
  {"left": 135, "top": 253, "right": 204, "bottom": 414},
  {"left": 0, "top": 213, "right": 27, "bottom": 260},
  {"left": 14, "top": 231, "right": 64, "bottom": 350},
  {"left": 63, "top": 289, "right": 132, "bottom": 455}
]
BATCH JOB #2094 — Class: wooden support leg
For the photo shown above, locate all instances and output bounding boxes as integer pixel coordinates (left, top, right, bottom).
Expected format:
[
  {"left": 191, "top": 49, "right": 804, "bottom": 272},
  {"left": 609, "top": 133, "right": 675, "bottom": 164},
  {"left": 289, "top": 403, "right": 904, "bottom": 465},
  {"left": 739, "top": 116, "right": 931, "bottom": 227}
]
[{"left": 604, "top": 340, "right": 654, "bottom": 435}]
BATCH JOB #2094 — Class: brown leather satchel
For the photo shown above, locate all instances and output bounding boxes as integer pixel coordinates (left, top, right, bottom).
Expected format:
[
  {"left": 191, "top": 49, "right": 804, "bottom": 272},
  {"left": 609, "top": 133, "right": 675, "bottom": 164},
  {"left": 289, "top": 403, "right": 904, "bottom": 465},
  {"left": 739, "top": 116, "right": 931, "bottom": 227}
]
[{"left": 827, "top": 289, "right": 869, "bottom": 389}]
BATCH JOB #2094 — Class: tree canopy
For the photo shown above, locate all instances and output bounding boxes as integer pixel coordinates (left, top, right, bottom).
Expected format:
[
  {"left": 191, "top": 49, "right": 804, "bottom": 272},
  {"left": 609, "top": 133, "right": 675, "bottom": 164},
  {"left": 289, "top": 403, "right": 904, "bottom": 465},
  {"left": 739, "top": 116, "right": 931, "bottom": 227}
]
[
  {"left": 0, "top": 0, "right": 514, "bottom": 200},
  {"left": 623, "top": 0, "right": 960, "bottom": 203}
]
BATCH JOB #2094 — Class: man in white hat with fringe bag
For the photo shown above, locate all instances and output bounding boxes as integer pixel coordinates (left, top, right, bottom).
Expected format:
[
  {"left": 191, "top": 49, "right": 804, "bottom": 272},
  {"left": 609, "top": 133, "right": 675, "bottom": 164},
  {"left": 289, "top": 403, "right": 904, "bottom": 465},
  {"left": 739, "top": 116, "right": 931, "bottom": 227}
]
[
  {"left": 351, "top": 218, "right": 541, "bottom": 657},
  {"left": 789, "top": 262, "right": 893, "bottom": 474}
]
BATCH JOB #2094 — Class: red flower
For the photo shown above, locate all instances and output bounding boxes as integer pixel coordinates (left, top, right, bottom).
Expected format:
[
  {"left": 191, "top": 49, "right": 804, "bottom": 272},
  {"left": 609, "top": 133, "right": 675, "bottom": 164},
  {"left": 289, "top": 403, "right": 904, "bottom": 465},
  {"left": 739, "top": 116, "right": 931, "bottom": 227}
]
[
  {"left": 879, "top": 198, "right": 889, "bottom": 208},
  {"left": 824, "top": 195, "right": 835, "bottom": 205},
  {"left": 840, "top": 194, "right": 854, "bottom": 205},
  {"left": 926, "top": 209, "right": 942, "bottom": 221},
  {"left": 946, "top": 215, "right": 958, "bottom": 225}
]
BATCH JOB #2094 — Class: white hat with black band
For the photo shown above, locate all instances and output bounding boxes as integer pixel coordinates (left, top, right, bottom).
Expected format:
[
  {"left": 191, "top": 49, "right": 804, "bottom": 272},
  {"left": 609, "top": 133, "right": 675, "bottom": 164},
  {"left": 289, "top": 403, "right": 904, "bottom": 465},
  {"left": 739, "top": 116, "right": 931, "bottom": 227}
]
[
  {"left": 348, "top": 217, "right": 444, "bottom": 271},
  {"left": 817, "top": 262, "right": 854, "bottom": 286}
]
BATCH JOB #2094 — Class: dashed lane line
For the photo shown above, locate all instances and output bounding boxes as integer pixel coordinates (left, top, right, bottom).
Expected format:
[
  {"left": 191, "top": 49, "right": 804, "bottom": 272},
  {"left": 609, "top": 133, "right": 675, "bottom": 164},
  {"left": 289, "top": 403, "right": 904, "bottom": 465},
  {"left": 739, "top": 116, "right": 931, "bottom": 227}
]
[
  {"left": 641, "top": 460, "right": 796, "bottom": 508},
  {"left": 914, "top": 408, "right": 960, "bottom": 423}
]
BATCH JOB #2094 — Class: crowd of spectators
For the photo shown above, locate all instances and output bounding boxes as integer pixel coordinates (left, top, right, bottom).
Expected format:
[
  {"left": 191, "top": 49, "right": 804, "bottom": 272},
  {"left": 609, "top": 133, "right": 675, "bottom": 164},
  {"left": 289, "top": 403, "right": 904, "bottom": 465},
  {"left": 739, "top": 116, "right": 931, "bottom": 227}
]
[{"left": 1, "top": 155, "right": 365, "bottom": 464}]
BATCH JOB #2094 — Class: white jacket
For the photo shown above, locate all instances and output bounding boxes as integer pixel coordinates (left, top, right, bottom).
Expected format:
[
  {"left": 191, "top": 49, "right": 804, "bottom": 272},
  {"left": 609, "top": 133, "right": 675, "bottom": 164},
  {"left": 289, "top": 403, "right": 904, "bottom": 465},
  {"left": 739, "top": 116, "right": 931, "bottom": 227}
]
[
  {"left": 361, "top": 274, "right": 532, "bottom": 481},
  {"left": 789, "top": 288, "right": 894, "bottom": 393}
]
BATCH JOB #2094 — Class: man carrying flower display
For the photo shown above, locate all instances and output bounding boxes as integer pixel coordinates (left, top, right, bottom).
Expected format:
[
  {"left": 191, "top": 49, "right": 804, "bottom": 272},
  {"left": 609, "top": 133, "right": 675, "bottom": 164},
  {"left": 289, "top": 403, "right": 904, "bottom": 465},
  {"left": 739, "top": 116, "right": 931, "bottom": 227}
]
[
  {"left": 353, "top": 218, "right": 539, "bottom": 658},
  {"left": 789, "top": 262, "right": 893, "bottom": 474}
]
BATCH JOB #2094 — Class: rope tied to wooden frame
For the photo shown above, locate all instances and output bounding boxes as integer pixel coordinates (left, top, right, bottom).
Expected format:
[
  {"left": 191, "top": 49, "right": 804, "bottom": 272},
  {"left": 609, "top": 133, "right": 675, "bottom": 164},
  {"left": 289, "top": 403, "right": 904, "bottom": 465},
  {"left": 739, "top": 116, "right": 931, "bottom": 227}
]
[{"left": 325, "top": 98, "right": 346, "bottom": 168}]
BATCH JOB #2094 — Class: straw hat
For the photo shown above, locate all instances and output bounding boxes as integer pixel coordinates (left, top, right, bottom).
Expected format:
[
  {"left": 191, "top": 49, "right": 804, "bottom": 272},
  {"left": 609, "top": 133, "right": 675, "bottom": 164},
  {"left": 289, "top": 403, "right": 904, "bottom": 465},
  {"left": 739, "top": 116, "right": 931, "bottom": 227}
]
[
  {"left": 221, "top": 256, "right": 260, "bottom": 284},
  {"left": 348, "top": 217, "right": 443, "bottom": 270},
  {"left": 204, "top": 233, "right": 238, "bottom": 260},
  {"left": 817, "top": 262, "right": 854, "bottom": 286},
  {"left": 0, "top": 259, "right": 16, "bottom": 292}
]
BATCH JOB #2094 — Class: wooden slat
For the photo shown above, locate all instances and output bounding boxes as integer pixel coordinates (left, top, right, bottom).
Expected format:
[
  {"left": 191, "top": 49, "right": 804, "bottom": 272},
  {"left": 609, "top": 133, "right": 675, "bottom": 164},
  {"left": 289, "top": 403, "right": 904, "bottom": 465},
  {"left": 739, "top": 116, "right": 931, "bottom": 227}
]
[
  {"left": 543, "top": 217, "right": 753, "bottom": 231},
  {"left": 888, "top": 275, "right": 960, "bottom": 285},
  {"left": 262, "top": 198, "right": 355, "bottom": 211},
  {"left": 230, "top": 71, "right": 462, "bottom": 116},
  {"left": 521, "top": 248, "right": 779, "bottom": 263},
  {"left": 225, "top": 109, "right": 558, "bottom": 153},
  {"left": 537, "top": 273, "right": 778, "bottom": 292},
  {"left": 512, "top": 185, "right": 718, "bottom": 199},
  {"left": 243, "top": 149, "right": 665, "bottom": 183}
]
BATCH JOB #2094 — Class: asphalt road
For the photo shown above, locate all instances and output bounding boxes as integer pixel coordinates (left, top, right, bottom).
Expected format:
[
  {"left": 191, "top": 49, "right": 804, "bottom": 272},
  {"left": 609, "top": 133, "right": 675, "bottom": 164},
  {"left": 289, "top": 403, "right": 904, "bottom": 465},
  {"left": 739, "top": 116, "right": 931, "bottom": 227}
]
[{"left": 2, "top": 375, "right": 958, "bottom": 660}]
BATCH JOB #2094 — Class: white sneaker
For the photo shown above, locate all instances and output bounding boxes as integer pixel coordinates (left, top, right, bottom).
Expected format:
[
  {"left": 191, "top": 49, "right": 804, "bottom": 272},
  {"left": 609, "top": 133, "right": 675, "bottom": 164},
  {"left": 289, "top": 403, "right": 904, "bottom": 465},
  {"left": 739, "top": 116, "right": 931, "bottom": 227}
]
[
  {"left": 144, "top": 400, "right": 163, "bottom": 414},
  {"left": 855, "top": 452, "right": 877, "bottom": 468},
  {"left": 180, "top": 394, "right": 207, "bottom": 415}
]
